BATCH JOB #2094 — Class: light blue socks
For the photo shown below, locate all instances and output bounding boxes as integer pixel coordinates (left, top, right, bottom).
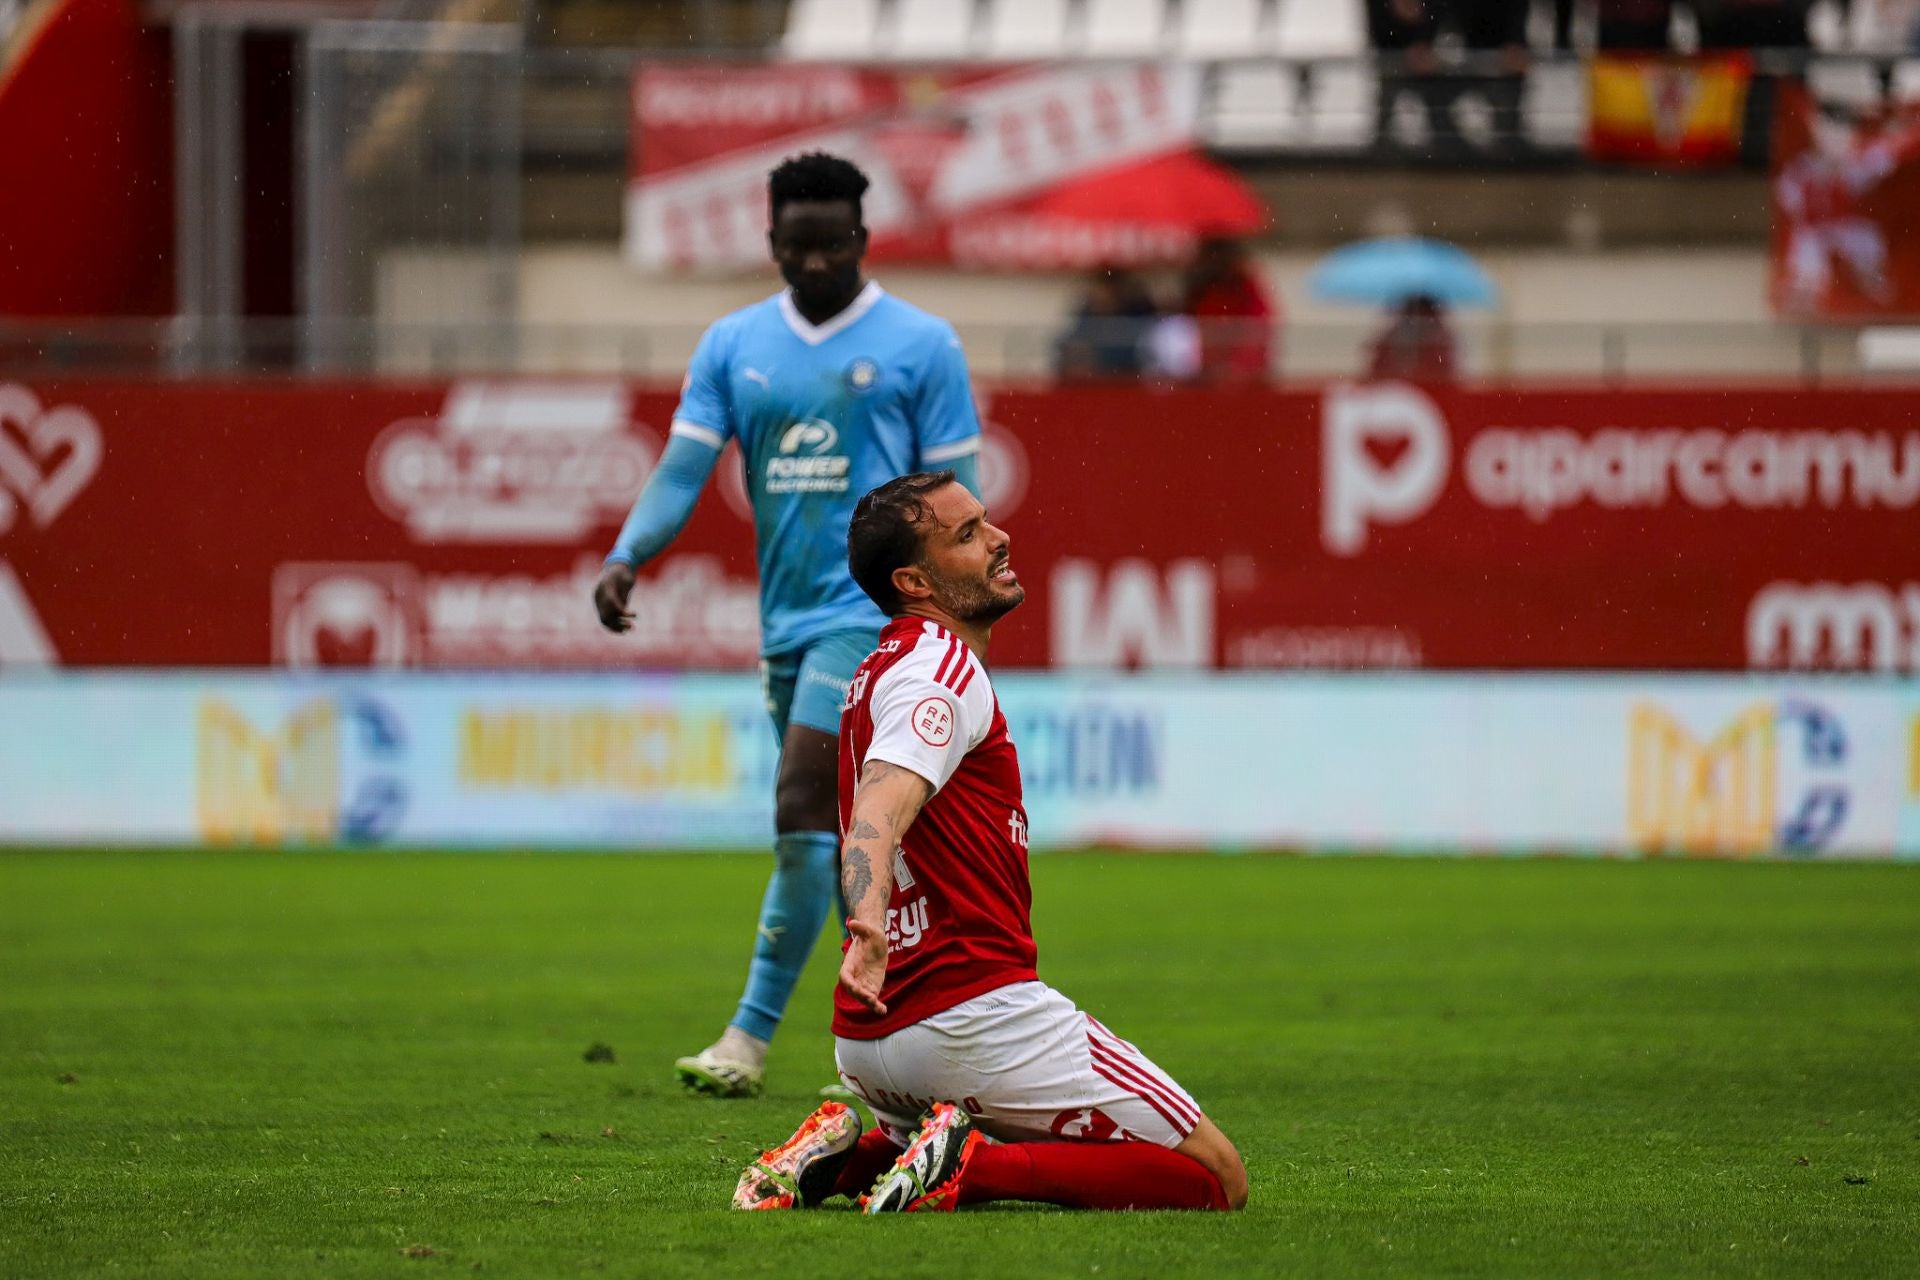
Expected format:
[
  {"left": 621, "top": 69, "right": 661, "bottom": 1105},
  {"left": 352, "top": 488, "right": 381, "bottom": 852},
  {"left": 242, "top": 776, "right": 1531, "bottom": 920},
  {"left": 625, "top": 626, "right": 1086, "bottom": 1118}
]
[{"left": 731, "top": 830, "right": 840, "bottom": 1042}]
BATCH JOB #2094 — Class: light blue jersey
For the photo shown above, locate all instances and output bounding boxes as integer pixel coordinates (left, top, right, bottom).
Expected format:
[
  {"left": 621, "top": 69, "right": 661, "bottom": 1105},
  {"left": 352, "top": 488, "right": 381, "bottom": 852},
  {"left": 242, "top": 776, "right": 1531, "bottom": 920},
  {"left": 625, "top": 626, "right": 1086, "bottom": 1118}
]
[{"left": 665, "top": 283, "right": 982, "bottom": 656}]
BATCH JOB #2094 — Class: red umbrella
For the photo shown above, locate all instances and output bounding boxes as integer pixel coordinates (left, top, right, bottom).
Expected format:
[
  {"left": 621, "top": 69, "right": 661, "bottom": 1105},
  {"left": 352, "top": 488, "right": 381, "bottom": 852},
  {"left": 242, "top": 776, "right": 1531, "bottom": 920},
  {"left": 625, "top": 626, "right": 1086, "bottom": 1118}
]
[
  {"left": 1025, "top": 150, "right": 1269, "bottom": 238},
  {"left": 933, "top": 150, "right": 1269, "bottom": 270}
]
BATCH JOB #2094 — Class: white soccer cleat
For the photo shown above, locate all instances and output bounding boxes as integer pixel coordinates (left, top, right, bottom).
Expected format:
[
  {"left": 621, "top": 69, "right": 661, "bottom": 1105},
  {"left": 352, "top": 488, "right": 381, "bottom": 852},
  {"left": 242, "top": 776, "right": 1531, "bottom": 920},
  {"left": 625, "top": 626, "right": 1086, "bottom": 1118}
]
[
  {"left": 674, "top": 1047, "right": 764, "bottom": 1098},
  {"left": 731, "top": 1100, "right": 865, "bottom": 1211},
  {"left": 861, "top": 1101, "right": 982, "bottom": 1214}
]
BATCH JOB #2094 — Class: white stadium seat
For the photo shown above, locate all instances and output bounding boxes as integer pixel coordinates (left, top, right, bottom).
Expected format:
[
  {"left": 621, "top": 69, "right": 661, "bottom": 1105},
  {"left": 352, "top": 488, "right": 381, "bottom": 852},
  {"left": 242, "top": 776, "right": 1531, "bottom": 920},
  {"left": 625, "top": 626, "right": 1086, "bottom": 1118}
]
[
  {"left": 1300, "top": 61, "right": 1375, "bottom": 150},
  {"left": 783, "top": 0, "right": 881, "bottom": 59},
  {"left": 1893, "top": 59, "right": 1920, "bottom": 102},
  {"left": 1846, "top": 1, "right": 1909, "bottom": 52},
  {"left": 1806, "top": 0, "right": 1846, "bottom": 52},
  {"left": 1204, "top": 62, "right": 1300, "bottom": 148},
  {"left": 982, "top": 0, "right": 1070, "bottom": 60},
  {"left": 888, "top": 0, "right": 976, "bottom": 60},
  {"left": 1272, "top": 0, "right": 1365, "bottom": 59},
  {"left": 1080, "top": 0, "right": 1168, "bottom": 58},
  {"left": 1177, "top": 0, "right": 1264, "bottom": 60},
  {"left": 1807, "top": 59, "right": 1884, "bottom": 112},
  {"left": 1523, "top": 59, "right": 1583, "bottom": 150}
]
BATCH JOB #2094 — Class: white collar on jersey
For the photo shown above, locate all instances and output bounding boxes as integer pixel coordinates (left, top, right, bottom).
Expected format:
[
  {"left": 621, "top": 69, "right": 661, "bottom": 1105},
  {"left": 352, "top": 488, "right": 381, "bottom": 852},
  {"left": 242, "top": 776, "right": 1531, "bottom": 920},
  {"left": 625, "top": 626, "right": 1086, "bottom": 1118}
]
[{"left": 778, "top": 281, "right": 885, "bottom": 347}]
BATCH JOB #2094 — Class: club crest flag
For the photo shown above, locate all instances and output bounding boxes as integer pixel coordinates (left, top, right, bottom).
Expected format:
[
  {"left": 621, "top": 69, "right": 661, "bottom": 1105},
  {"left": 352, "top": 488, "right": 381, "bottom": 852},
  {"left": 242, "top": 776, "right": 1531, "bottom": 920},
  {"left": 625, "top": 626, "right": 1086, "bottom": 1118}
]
[{"left": 1586, "top": 54, "right": 1749, "bottom": 167}]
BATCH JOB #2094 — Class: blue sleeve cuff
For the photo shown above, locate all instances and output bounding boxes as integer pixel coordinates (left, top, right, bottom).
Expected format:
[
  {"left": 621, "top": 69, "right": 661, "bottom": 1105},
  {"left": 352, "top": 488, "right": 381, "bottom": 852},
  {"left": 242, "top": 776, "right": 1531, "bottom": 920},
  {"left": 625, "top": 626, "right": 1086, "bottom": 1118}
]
[{"left": 946, "top": 448, "right": 981, "bottom": 498}]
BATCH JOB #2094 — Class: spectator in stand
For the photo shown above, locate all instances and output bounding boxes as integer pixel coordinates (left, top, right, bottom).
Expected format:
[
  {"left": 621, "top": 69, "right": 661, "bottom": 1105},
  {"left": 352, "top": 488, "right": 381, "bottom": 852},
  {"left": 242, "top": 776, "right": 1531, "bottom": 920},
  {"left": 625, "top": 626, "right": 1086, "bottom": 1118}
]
[
  {"left": 1457, "top": 0, "right": 1532, "bottom": 156},
  {"left": 1366, "top": 295, "right": 1458, "bottom": 383},
  {"left": 1054, "top": 266, "right": 1160, "bottom": 380},
  {"left": 1370, "top": 1, "right": 1531, "bottom": 156},
  {"left": 1694, "top": 0, "right": 1810, "bottom": 165},
  {"left": 1859, "top": 0, "right": 1920, "bottom": 51},
  {"left": 1549, "top": 0, "right": 1579, "bottom": 51},
  {"left": 1182, "top": 237, "right": 1276, "bottom": 383},
  {"left": 1693, "top": 0, "right": 1810, "bottom": 48},
  {"left": 1368, "top": 0, "right": 1447, "bottom": 153},
  {"left": 1596, "top": 0, "right": 1675, "bottom": 49},
  {"left": 1881, "top": 0, "right": 1920, "bottom": 50}
]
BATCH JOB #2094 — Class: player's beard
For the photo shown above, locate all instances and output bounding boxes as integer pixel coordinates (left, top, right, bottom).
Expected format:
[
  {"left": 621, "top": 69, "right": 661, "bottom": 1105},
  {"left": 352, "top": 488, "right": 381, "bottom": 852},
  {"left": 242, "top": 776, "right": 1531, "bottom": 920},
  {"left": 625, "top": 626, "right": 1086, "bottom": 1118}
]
[{"left": 930, "top": 561, "right": 1025, "bottom": 625}]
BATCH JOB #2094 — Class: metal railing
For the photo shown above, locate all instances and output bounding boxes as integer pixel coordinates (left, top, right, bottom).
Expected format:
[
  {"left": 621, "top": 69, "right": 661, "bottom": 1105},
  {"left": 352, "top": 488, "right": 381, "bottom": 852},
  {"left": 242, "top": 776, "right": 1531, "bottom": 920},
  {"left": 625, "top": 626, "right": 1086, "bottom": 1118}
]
[{"left": 0, "top": 316, "right": 1897, "bottom": 384}]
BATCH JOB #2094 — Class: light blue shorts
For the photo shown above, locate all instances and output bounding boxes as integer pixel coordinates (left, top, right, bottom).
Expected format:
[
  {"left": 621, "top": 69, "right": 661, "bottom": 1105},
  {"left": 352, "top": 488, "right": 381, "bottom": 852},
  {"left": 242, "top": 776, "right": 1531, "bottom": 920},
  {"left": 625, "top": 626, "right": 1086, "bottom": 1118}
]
[{"left": 759, "top": 627, "right": 878, "bottom": 740}]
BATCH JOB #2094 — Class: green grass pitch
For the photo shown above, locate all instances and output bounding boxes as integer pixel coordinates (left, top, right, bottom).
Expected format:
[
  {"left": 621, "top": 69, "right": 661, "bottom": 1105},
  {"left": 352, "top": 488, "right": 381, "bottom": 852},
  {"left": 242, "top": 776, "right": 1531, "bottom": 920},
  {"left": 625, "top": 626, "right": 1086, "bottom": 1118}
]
[{"left": 2, "top": 851, "right": 1917, "bottom": 1278}]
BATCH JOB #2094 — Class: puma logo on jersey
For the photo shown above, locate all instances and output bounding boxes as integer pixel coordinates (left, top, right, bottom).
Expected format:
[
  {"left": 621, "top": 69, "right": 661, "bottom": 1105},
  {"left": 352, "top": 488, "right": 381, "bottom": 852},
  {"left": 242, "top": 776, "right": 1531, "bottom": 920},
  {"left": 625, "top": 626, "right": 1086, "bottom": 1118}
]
[{"left": 743, "top": 367, "right": 771, "bottom": 388}]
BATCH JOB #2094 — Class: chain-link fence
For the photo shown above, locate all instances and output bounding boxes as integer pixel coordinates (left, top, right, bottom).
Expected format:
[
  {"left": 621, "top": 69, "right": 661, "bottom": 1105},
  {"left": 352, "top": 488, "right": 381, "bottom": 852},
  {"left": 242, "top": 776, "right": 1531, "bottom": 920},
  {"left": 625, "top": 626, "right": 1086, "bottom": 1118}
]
[{"left": 302, "top": 21, "right": 525, "bottom": 370}]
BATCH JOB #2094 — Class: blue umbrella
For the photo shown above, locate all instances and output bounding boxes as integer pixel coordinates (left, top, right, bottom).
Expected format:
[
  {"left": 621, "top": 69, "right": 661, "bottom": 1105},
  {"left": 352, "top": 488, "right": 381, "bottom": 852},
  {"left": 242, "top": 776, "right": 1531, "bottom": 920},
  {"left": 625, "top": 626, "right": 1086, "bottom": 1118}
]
[{"left": 1307, "top": 237, "right": 1499, "bottom": 308}]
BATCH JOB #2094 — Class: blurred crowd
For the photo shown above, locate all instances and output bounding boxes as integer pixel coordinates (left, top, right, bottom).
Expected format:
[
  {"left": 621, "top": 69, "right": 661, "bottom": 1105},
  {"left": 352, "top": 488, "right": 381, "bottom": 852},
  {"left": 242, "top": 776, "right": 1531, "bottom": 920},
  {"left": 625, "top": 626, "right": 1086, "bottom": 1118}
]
[
  {"left": 1054, "top": 239, "right": 1280, "bottom": 383},
  {"left": 1363, "top": 1, "right": 1884, "bottom": 162},
  {"left": 1054, "top": 244, "right": 1463, "bottom": 386},
  {"left": 1366, "top": 1, "right": 1920, "bottom": 55}
]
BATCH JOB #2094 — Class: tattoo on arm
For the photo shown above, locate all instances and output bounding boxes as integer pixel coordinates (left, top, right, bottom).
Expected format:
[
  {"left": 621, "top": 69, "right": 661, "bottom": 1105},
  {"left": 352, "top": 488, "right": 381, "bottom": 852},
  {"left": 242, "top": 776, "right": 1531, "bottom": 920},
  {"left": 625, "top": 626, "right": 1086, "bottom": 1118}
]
[
  {"left": 850, "top": 819, "right": 880, "bottom": 839},
  {"left": 842, "top": 845, "right": 873, "bottom": 911},
  {"left": 857, "top": 761, "right": 934, "bottom": 827}
]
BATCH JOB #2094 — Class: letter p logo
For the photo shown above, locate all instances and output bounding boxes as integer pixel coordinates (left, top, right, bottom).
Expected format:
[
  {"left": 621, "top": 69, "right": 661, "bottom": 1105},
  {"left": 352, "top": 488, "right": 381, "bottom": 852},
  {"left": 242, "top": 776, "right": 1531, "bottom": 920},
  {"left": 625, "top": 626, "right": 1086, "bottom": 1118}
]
[{"left": 1321, "top": 384, "right": 1451, "bottom": 556}]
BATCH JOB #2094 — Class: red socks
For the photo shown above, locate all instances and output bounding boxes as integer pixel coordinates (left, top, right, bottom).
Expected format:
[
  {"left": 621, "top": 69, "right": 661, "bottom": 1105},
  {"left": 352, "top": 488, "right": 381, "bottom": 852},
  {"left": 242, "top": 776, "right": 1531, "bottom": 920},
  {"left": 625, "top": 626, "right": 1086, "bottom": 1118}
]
[
  {"left": 832, "top": 1127, "right": 910, "bottom": 1200},
  {"left": 956, "top": 1139, "right": 1230, "bottom": 1211}
]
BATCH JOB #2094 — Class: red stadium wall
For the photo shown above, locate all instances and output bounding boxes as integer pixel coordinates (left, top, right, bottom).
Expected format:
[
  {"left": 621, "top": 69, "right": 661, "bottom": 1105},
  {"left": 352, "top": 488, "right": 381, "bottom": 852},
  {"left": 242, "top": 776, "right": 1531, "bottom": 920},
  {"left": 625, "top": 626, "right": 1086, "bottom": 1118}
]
[
  {"left": 0, "top": 0, "right": 174, "bottom": 316},
  {"left": 1, "top": 377, "right": 1916, "bottom": 672}
]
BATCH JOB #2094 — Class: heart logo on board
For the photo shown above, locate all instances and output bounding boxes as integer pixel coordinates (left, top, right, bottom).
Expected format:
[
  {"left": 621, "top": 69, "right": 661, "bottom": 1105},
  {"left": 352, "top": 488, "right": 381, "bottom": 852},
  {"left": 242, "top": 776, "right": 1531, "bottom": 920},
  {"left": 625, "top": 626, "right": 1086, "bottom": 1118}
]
[{"left": 0, "top": 384, "right": 104, "bottom": 537}]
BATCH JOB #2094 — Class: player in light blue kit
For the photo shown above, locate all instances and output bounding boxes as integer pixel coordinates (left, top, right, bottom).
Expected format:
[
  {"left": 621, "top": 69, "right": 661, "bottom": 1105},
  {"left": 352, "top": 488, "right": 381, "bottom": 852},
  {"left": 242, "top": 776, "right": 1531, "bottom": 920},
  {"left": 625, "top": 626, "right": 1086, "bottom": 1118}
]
[{"left": 594, "top": 153, "right": 983, "bottom": 1096}]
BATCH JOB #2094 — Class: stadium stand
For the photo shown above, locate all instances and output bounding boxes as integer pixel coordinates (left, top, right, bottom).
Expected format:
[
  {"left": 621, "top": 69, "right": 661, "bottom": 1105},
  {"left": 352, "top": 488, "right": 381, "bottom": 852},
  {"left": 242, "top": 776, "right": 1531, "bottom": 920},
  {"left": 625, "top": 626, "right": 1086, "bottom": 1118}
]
[
  {"left": 1085, "top": 0, "right": 1169, "bottom": 58},
  {"left": 1174, "top": 0, "right": 1263, "bottom": 60},
  {"left": 886, "top": 0, "right": 973, "bottom": 60},
  {"left": 1271, "top": 0, "right": 1365, "bottom": 60},
  {"left": 780, "top": 0, "right": 1372, "bottom": 63},
  {"left": 782, "top": 0, "right": 881, "bottom": 59},
  {"left": 982, "top": 0, "right": 1073, "bottom": 61}
]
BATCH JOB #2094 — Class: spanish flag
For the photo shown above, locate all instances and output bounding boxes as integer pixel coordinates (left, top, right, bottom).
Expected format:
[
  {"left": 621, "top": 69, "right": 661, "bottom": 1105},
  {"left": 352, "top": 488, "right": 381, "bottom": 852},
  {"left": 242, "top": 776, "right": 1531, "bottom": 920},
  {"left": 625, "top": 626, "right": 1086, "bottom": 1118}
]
[{"left": 1587, "top": 54, "right": 1750, "bottom": 167}]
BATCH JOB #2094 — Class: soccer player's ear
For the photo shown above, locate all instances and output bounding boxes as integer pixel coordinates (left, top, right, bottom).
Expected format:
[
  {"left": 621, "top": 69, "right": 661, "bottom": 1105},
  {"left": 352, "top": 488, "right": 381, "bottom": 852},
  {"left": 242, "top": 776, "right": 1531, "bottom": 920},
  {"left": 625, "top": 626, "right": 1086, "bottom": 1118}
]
[{"left": 891, "top": 563, "right": 932, "bottom": 606}]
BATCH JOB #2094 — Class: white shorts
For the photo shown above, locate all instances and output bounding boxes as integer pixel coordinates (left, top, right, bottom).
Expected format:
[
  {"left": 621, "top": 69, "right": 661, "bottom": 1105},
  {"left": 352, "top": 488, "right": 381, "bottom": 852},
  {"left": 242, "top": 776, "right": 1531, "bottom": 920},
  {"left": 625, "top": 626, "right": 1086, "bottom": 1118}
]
[{"left": 834, "top": 981, "right": 1203, "bottom": 1150}]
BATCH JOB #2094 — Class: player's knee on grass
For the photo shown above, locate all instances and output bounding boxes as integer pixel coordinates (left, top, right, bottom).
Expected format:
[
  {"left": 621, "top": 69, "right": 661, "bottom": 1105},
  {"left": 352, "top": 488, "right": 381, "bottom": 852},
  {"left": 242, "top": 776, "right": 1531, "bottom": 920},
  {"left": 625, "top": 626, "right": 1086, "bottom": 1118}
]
[
  {"left": 1177, "top": 1116, "right": 1248, "bottom": 1210},
  {"left": 773, "top": 724, "right": 838, "bottom": 833}
]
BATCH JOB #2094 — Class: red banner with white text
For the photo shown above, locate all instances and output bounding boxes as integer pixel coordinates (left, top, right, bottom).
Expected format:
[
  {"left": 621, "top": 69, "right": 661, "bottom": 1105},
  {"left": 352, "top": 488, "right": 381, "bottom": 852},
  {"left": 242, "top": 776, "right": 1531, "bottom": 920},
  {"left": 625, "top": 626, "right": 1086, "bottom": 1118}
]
[
  {"left": 625, "top": 61, "right": 1266, "bottom": 272},
  {"left": 1, "top": 379, "right": 1916, "bottom": 673}
]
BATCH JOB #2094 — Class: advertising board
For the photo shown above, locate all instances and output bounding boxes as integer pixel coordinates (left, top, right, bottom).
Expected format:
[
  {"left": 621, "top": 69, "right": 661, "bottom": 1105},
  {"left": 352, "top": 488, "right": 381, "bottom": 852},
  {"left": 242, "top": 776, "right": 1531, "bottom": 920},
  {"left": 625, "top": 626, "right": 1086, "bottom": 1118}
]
[
  {"left": 2, "top": 378, "right": 1916, "bottom": 673},
  {"left": 2, "top": 671, "right": 1912, "bottom": 858}
]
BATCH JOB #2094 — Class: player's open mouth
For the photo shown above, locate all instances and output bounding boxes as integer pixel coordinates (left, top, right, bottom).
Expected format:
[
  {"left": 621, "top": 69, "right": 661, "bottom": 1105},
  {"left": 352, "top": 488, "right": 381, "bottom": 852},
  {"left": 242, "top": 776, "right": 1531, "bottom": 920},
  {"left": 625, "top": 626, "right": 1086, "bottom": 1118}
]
[{"left": 991, "top": 561, "right": 1017, "bottom": 584}]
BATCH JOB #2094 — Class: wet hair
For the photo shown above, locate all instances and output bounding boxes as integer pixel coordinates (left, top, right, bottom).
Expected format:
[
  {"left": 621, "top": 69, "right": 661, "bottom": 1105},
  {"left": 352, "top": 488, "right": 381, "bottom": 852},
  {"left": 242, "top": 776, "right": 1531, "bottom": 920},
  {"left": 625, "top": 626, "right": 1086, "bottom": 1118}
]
[
  {"left": 769, "top": 152, "right": 870, "bottom": 225},
  {"left": 847, "top": 470, "right": 958, "bottom": 615}
]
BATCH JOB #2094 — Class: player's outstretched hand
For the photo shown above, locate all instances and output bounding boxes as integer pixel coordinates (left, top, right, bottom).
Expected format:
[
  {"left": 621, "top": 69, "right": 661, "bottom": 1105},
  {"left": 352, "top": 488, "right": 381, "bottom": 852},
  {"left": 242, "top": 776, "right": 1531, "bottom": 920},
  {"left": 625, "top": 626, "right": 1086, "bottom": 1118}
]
[
  {"left": 838, "top": 917, "right": 889, "bottom": 1016},
  {"left": 593, "top": 562, "right": 636, "bottom": 633}
]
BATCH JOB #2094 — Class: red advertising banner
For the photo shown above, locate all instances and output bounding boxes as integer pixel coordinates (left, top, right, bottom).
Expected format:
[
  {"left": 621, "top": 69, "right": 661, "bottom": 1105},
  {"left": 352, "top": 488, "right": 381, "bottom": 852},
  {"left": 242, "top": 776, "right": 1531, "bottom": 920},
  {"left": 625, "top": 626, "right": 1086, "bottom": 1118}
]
[
  {"left": 1770, "top": 82, "right": 1920, "bottom": 319},
  {"left": 1, "top": 378, "right": 1916, "bottom": 673},
  {"left": 625, "top": 61, "right": 1265, "bottom": 272}
]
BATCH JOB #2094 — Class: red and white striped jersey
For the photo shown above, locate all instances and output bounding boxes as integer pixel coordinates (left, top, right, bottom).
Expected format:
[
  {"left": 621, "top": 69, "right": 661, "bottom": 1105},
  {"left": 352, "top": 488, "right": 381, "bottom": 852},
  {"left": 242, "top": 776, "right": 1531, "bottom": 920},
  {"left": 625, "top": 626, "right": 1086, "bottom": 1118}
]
[{"left": 833, "top": 615, "right": 1036, "bottom": 1039}]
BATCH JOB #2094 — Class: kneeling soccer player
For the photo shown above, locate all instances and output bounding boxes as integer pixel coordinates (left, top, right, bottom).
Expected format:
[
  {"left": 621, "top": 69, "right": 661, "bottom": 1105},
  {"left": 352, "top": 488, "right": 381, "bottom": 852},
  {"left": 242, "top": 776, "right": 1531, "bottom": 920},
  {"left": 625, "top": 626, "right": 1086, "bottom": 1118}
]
[{"left": 732, "top": 471, "right": 1248, "bottom": 1214}]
